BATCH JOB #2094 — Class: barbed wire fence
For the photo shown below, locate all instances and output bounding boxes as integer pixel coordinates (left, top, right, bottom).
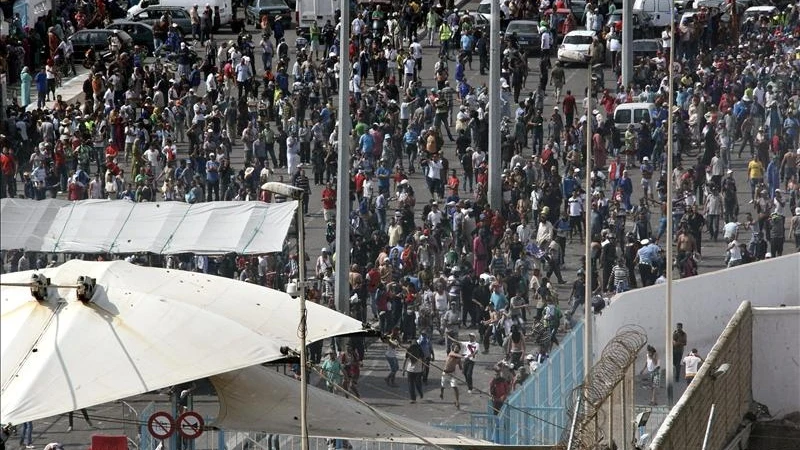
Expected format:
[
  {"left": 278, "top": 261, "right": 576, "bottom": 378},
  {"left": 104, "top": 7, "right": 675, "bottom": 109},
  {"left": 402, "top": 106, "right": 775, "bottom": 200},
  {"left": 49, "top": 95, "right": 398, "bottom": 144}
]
[{"left": 557, "top": 325, "right": 648, "bottom": 450}]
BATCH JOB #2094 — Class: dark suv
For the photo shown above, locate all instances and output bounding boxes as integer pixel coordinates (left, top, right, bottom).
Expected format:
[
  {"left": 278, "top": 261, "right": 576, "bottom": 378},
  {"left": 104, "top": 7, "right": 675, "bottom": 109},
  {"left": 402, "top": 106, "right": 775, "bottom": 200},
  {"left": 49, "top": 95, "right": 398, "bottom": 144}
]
[
  {"left": 129, "top": 6, "right": 193, "bottom": 36},
  {"left": 68, "top": 29, "right": 134, "bottom": 60},
  {"left": 245, "top": 0, "right": 292, "bottom": 30}
]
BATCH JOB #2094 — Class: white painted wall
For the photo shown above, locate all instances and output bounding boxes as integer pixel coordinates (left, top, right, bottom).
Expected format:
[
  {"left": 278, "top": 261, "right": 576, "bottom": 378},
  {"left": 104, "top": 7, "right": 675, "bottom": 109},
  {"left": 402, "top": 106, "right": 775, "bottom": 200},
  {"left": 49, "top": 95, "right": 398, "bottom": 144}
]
[
  {"left": 752, "top": 307, "right": 800, "bottom": 417},
  {"left": 591, "top": 253, "right": 800, "bottom": 363}
]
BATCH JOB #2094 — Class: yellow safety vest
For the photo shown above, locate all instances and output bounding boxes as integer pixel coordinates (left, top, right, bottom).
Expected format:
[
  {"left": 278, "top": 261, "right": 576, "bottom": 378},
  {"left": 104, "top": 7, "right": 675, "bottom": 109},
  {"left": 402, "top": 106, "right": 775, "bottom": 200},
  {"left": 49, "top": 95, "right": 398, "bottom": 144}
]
[{"left": 439, "top": 24, "right": 452, "bottom": 41}]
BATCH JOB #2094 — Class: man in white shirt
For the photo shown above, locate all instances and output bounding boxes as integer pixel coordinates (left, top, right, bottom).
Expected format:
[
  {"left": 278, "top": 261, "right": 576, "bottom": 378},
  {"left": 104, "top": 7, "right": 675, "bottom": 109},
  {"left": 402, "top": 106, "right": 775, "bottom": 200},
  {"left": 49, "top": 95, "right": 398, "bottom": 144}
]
[
  {"left": 352, "top": 14, "right": 365, "bottom": 43},
  {"left": 403, "top": 54, "right": 416, "bottom": 85},
  {"left": 425, "top": 153, "right": 444, "bottom": 199},
  {"left": 540, "top": 28, "right": 553, "bottom": 57},
  {"left": 516, "top": 218, "right": 535, "bottom": 245},
  {"left": 725, "top": 239, "right": 742, "bottom": 267},
  {"left": 205, "top": 72, "right": 218, "bottom": 103},
  {"left": 410, "top": 39, "right": 423, "bottom": 77},
  {"left": 681, "top": 349, "right": 703, "bottom": 385},
  {"left": 536, "top": 215, "right": 554, "bottom": 247},
  {"left": 722, "top": 221, "right": 739, "bottom": 242},
  {"left": 427, "top": 202, "right": 444, "bottom": 228},
  {"left": 471, "top": 147, "right": 485, "bottom": 170}
]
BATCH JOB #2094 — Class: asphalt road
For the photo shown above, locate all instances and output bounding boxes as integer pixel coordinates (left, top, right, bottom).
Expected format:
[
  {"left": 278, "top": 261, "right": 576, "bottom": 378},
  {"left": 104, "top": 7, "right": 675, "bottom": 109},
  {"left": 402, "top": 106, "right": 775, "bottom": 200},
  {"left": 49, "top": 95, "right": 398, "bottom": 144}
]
[{"left": 12, "top": 1, "right": 766, "bottom": 447}]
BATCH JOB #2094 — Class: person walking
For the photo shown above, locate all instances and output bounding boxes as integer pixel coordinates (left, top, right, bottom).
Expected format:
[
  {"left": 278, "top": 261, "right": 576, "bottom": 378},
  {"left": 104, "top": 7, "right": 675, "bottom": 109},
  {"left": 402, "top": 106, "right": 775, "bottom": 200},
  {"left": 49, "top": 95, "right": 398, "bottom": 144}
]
[
  {"left": 681, "top": 349, "right": 703, "bottom": 385},
  {"left": 440, "top": 342, "right": 463, "bottom": 409},
  {"left": 383, "top": 328, "right": 401, "bottom": 387},
  {"left": 640, "top": 345, "right": 661, "bottom": 406},
  {"left": 403, "top": 341, "right": 425, "bottom": 403},
  {"left": 20, "top": 67, "right": 32, "bottom": 108},
  {"left": 489, "top": 368, "right": 511, "bottom": 415},
  {"left": 462, "top": 333, "right": 479, "bottom": 393},
  {"left": 672, "top": 323, "right": 687, "bottom": 382},
  {"left": 66, "top": 409, "right": 93, "bottom": 432},
  {"left": 20, "top": 422, "right": 33, "bottom": 449},
  {"left": 747, "top": 154, "right": 764, "bottom": 203},
  {"left": 320, "top": 350, "right": 344, "bottom": 393}
]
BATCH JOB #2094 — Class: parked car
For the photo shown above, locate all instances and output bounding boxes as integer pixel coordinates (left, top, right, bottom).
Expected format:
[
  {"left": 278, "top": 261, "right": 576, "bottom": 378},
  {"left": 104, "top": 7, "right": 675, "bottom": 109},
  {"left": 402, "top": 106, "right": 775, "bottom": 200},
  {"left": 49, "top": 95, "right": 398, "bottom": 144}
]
[
  {"left": 68, "top": 29, "right": 134, "bottom": 60},
  {"left": 605, "top": 10, "right": 652, "bottom": 39},
  {"left": 569, "top": 0, "right": 587, "bottom": 24},
  {"left": 505, "top": 20, "right": 541, "bottom": 56},
  {"left": 246, "top": 0, "right": 293, "bottom": 30},
  {"left": 128, "top": 5, "right": 193, "bottom": 36},
  {"left": 557, "top": 30, "right": 595, "bottom": 64},
  {"left": 466, "top": 11, "right": 489, "bottom": 36},
  {"left": 631, "top": 39, "right": 662, "bottom": 58},
  {"left": 108, "top": 20, "right": 155, "bottom": 52},
  {"left": 743, "top": 5, "right": 778, "bottom": 22}
]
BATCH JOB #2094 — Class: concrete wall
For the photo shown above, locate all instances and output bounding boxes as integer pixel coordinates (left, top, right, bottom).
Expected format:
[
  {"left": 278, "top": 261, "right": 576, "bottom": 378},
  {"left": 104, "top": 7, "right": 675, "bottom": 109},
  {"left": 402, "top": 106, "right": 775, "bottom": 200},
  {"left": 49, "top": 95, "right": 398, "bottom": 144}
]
[
  {"left": 591, "top": 253, "right": 800, "bottom": 364},
  {"left": 751, "top": 307, "right": 800, "bottom": 417},
  {"left": 649, "top": 302, "right": 753, "bottom": 450}
]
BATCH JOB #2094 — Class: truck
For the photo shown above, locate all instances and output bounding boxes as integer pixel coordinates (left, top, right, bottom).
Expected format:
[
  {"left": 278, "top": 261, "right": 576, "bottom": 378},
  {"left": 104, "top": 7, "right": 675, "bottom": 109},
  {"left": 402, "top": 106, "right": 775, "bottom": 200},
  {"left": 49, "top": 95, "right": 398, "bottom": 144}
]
[{"left": 295, "top": 0, "right": 337, "bottom": 38}]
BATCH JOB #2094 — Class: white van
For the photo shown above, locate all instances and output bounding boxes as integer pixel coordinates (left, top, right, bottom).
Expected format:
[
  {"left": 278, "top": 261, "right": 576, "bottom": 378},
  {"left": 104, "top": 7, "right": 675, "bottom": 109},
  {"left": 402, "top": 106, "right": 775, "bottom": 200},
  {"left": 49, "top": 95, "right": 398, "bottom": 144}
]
[
  {"left": 633, "top": 0, "right": 674, "bottom": 27},
  {"left": 613, "top": 102, "right": 657, "bottom": 132},
  {"left": 128, "top": 0, "right": 232, "bottom": 26},
  {"left": 296, "top": 0, "right": 336, "bottom": 36}
]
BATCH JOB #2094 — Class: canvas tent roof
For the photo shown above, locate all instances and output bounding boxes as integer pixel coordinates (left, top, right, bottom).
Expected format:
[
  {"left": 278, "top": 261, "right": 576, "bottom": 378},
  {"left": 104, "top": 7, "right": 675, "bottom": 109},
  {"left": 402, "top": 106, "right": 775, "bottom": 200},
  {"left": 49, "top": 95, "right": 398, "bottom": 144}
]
[
  {"left": 0, "top": 260, "right": 364, "bottom": 425},
  {"left": 0, "top": 198, "right": 296, "bottom": 255},
  {"left": 210, "top": 365, "right": 493, "bottom": 447}
]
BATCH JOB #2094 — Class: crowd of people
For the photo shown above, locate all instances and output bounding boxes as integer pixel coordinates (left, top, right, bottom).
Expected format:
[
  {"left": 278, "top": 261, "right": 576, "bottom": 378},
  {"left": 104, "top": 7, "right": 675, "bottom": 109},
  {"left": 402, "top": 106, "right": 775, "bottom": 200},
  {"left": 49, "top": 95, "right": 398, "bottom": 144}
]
[{"left": 2, "top": 0, "right": 800, "bottom": 416}]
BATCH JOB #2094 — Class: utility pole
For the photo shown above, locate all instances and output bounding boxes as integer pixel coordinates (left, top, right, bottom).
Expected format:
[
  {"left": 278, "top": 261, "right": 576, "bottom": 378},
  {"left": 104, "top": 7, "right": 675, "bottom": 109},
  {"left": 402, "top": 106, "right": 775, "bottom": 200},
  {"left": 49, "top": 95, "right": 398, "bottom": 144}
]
[
  {"left": 665, "top": 7, "right": 677, "bottom": 408},
  {"left": 583, "top": 81, "right": 592, "bottom": 383},
  {"left": 335, "top": 6, "right": 351, "bottom": 316},
  {"left": 621, "top": 0, "right": 633, "bottom": 88},
  {"left": 487, "top": 0, "right": 502, "bottom": 208}
]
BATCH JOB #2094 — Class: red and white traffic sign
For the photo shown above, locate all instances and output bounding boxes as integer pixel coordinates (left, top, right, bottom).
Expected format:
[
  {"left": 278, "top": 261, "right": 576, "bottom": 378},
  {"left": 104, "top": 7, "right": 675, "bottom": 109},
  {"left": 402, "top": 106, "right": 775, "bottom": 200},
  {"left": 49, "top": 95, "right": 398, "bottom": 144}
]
[
  {"left": 147, "top": 411, "right": 176, "bottom": 440},
  {"left": 176, "top": 411, "right": 204, "bottom": 439}
]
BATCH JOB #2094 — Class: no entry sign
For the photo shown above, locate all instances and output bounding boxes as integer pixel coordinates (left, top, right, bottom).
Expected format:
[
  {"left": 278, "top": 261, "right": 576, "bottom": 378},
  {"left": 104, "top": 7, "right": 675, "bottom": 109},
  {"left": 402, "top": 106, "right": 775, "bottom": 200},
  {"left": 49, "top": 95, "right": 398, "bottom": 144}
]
[
  {"left": 147, "top": 411, "right": 175, "bottom": 440},
  {"left": 177, "top": 411, "right": 205, "bottom": 439}
]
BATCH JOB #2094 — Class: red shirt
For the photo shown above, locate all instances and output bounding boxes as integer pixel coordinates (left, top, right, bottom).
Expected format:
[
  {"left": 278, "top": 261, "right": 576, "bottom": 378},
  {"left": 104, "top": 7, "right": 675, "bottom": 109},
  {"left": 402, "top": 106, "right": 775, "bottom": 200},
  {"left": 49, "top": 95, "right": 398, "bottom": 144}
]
[
  {"left": 354, "top": 173, "right": 366, "bottom": 193},
  {"left": 68, "top": 181, "right": 83, "bottom": 201},
  {"left": 562, "top": 95, "right": 576, "bottom": 114},
  {"left": 54, "top": 147, "right": 66, "bottom": 167},
  {"left": 366, "top": 268, "right": 381, "bottom": 292},
  {"left": 0, "top": 153, "right": 16, "bottom": 175},
  {"left": 321, "top": 187, "right": 336, "bottom": 209}
]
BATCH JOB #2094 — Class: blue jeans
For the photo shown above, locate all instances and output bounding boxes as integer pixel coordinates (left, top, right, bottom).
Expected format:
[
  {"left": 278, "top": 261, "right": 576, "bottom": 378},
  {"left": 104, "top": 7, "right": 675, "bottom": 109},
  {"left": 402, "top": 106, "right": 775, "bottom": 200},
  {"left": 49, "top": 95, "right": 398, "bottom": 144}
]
[
  {"left": 386, "top": 356, "right": 399, "bottom": 376},
  {"left": 376, "top": 208, "right": 386, "bottom": 232},
  {"left": 21, "top": 422, "right": 33, "bottom": 446}
]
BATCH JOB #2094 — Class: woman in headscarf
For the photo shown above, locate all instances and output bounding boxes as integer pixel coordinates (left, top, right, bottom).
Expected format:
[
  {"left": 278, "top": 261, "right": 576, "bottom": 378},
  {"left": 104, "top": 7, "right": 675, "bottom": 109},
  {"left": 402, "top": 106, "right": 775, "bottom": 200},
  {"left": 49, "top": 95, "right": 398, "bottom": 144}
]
[{"left": 20, "top": 67, "right": 32, "bottom": 107}]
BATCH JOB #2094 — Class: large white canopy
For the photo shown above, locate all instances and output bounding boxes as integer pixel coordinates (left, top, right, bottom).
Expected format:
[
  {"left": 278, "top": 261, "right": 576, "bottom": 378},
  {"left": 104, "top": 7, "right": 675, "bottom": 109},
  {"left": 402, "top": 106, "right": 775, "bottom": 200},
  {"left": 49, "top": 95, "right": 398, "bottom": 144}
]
[
  {"left": 1, "top": 260, "right": 364, "bottom": 425},
  {"left": 0, "top": 198, "right": 296, "bottom": 255},
  {"left": 211, "top": 365, "right": 493, "bottom": 447}
]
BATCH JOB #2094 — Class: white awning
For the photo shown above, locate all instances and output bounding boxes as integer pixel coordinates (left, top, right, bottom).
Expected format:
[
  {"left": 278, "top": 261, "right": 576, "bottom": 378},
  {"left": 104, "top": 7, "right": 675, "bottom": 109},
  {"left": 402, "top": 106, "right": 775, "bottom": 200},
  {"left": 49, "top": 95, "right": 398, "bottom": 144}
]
[
  {"left": 1, "top": 260, "right": 365, "bottom": 425},
  {"left": 0, "top": 198, "right": 297, "bottom": 255},
  {"left": 211, "top": 365, "right": 493, "bottom": 447}
]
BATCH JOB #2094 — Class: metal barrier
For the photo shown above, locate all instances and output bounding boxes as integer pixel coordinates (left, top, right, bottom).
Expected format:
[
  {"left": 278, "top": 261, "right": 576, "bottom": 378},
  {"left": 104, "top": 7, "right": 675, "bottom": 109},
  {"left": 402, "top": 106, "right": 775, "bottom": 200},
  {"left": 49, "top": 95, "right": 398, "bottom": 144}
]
[{"left": 435, "top": 321, "right": 586, "bottom": 445}]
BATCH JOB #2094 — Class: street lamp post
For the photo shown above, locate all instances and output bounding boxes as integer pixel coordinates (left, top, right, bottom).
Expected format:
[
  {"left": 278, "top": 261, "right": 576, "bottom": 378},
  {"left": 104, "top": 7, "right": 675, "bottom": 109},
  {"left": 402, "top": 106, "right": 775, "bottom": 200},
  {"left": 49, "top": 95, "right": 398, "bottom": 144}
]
[
  {"left": 487, "top": 0, "right": 502, "bottom": 208},
  {"left": 260, "top": 182, "right": 309, "bottom": 450},
  {"left": 335, "top": 0, "right": 351, "bottom": 317}
]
